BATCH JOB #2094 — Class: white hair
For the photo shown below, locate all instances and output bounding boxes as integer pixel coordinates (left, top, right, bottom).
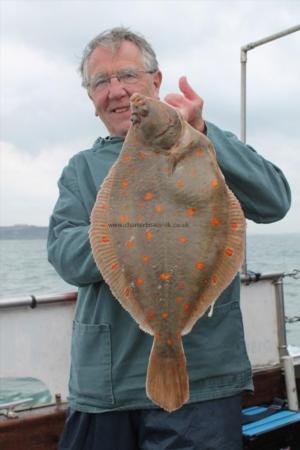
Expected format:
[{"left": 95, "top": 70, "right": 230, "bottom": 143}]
[{"left": 79, "top": 27, "right": 159, "bottom": 88}]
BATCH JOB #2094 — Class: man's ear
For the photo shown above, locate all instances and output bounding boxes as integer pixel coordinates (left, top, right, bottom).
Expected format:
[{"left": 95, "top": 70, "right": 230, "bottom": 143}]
[
  {"left": 87, "top": 90, "right": 98, "bottom": 116},
  {"left": 153, "top": 71, "right": 162, "bottom": 98}
]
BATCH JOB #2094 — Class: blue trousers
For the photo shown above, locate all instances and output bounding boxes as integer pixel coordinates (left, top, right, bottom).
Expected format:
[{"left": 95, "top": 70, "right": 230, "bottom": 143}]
[{"left": 59, "top": 394, "right": 242, "bottom": 450}]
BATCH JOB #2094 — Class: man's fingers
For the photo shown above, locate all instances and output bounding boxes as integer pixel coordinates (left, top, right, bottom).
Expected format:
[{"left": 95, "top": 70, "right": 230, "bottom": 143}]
[
  {"left": 164, "top": 93, "right": 183, "bottom": 107},
  {"left": 179, "top": 76, "right": 198, "bottom": 101}
]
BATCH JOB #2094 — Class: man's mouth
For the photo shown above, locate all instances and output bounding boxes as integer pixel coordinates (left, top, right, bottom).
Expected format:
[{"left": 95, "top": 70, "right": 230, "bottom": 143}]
[{"left": 111, "top": 106, "right": 130, "bottom": 114}]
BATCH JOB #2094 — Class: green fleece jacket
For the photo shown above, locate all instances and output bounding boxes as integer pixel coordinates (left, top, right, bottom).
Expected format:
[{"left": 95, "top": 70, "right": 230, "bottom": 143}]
[{"left": 47, "top": 121, "right": 291, "bottom": 413}]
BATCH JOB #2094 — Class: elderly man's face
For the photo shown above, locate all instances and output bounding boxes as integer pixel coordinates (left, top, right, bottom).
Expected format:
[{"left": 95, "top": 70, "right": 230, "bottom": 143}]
[{"left": 87, "top": 41, "right": 162, "bottom": 137}]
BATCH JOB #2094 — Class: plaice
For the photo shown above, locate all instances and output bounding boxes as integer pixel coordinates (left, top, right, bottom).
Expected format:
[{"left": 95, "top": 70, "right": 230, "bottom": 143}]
[{"left": 89, "top": 93, "right": 246, "bottom": 412}]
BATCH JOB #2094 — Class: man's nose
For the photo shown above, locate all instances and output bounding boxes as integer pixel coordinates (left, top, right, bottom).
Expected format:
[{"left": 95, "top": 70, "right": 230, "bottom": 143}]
[{"left": 107, "top": 77, "right": 127, "bottom": 99}]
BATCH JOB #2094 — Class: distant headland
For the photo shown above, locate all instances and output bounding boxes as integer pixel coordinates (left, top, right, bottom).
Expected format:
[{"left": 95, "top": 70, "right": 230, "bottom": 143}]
[{"left": 0, "top": 225, "right": 48, "bottom": 240}]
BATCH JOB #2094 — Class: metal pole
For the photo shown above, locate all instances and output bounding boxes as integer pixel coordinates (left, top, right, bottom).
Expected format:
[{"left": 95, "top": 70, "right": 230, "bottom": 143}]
[
  {"left": 0, "top": 291, "right": 77, "bottom": 309},
  {"left": 240, "top": 49, "right": 247, "bottom": 274},
  {"left": 273, "top": 276, "right": 288, "bottom": 358},
  {"left": 282, "top": 355, "right": 299, "bottom": 411},
  {"left": 240, "top": 50, "right": 247, "bottom": 144},
  {"left": 240, "top": 24, "right": 300, "bottom": 145},
  {"left": 241, "top": 24, "right": 300, "bottom": 55},
  {"left": 240, "top": 24, "right": 300, "bottom": 275}
]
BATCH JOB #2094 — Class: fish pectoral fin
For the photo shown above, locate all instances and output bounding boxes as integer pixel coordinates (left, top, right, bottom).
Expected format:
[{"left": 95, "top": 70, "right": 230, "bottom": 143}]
[
  {"left": 167, "top": 140, "right": 196, "bottom": 175},
  {"left": 146, "top": 337, "right": 189, "bottom": 412},
  {"left": 167, "top": 153, "right": 179, "bottom": 175},
  {"left": 166, "top": 144, "right": 186, "bottom": 175}
]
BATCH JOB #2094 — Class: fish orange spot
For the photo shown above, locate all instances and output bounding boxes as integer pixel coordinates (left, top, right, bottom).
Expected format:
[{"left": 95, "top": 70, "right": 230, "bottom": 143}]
[
  {"left": 124, "top": 287, "right": 131, "bottom": 297},
  {"left": 146, "top": 230, "right": 154, "bottom": 241},
  {"left": 211, "top": 179, "right": 218, "bottom": 188},
  {"left": 211, "top": 217, "right": 221, "bottom": 227},
  {"left": 142, "top": 255, "right": 150, "bottom": 263},
  {"left": 186, "top": 207, "right": 196, "bottom": 217},
  {"left": 183, "top": 303, "right": 191, "bottom": 312},
  {"left": 122, "top": 154, "right": 131, "bottom": 161},
  {"left": 177, "top": 281, "right": 186, "bottom": 289},
  {"left": 121, "top": 179, "right": 129, "bottom": 189},
  {"left": 111, "top": 263, "right": 119, "bottom": 271},
  {"left": 147, "top": 310, "right": 156, "bottom": 321},
  {"left": 99, "top": 203, "right": 107, "bottom": 210},
  {"left": 138, "top": 151, "right": 146, "bottom": 158},
  {"left": 225, "top": 247, "right": 234, "bottom": 257},
  {"left": 178, "top": 236, "right": 189, "bottom": 244},
  {"left": 160, "top": 272, "right": 172, "bottom": 282},
  {"left": 166, "top": 338, "right": 173, "bottom": 346},
  {"left": 195, "top": 149, "right": 203, "bottom": 157},
  {"left": 136, "top": 277, "right": 145, "bottom": 286},
  {"left": 231, "top": 223, "right": 239, "bottom": 230},
  {"left": 176, "top": 179, "right": 185, "bottom": 188},
  {"left": 126, "top": 240, "right": 135, "bottom": 248},
  {"left": 101, "top": 235, "right": 110, "bottom": 243},
  {"left": 155, "top": 204, "right": 163, "bottom": 213},
  {"left": 190, "top": 168, "right": 197, "bottom": 176},
  {"left": 176, "top": 296, "right": 184, "bottom": 303},
  {"left": 144, "top": 192, "right": 155, "bottom": 201},
  {"left": 212, "top": 275, "right": 218, "bottom": 285},
  {"left": 119, "top": 215, "right": 129, "bottom": 224},
  {"left": 161, "top": 312, "right": 169, "bottom": 320},
  {"left": 195, "top": 262, "right": 205, "bottom": 270}
]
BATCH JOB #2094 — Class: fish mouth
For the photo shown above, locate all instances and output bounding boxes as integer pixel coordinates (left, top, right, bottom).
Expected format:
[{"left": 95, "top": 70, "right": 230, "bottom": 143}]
[
  {"left": 131, "top": 109, "right": 148, "bottom": 125},
  {"left": 130, "top": 94, "right": 149, "bottom": 125}
]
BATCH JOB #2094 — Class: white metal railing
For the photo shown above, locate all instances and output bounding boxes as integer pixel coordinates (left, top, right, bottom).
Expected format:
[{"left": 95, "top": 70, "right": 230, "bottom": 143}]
[
  {"left": 0, "top": 271, "right": 299, "bottom": 409},
  {"left": 240, "top": 24, "right": 300, "bottom": 144},
  {"left": 240, "top": 24, "right": 300, "bottom": 275},
  {"left": 0, "top": 291, "right": 77, "bottom": 309}
]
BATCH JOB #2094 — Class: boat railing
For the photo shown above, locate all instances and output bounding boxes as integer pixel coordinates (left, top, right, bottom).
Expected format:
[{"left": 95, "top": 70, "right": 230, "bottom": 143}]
[
  {"left": 0, "top": 291, "right": 77, "bottom": 309},
  {"left": 0, "top": 271, "right": 299, "bottom": 411}
]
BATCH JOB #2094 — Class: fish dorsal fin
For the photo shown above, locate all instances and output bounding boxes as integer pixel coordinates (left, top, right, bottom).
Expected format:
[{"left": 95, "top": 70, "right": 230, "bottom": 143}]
[{"left": 89, "top": 166, "right": 154, "bottom": 335}]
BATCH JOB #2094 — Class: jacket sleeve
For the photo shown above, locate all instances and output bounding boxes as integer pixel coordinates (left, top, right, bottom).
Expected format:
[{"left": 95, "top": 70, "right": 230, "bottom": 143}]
[
  {"left": 47, "top": 157, "right": 102, "bottom": 287},
  {"left": 207, "top": 122, "right": 291, "bottom": 223}
]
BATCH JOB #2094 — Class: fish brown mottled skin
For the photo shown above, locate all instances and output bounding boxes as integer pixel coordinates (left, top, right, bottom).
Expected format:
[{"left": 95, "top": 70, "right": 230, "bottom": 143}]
[{"left": 90, "top": 93, "right": 245, "bottom": 412}]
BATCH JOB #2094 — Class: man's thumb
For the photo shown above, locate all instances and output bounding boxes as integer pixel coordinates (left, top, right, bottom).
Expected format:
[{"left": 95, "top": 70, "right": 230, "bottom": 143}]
[{"left": 179, "top": 76, "right": 196, "bottom": 100}]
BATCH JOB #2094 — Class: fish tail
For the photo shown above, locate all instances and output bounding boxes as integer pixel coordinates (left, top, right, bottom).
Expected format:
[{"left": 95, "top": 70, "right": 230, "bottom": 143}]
[{"left": 146, "top": 336, "right": 189, "bottom": 412}]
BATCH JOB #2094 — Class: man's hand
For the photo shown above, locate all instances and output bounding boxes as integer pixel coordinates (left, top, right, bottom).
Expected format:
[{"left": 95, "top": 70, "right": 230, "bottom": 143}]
[{"left": 164, "top": 76, "right": 206, "bottom": 133}]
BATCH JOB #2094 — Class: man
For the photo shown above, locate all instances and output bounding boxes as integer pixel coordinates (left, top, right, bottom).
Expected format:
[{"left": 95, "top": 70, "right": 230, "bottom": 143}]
[{"left": 48, "top": 27, "right": 291, "bottom": 450}]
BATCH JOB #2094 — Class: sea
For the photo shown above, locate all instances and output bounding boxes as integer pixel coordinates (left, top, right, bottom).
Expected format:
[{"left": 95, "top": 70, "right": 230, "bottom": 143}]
[{"left": 0, "top": 233, "right": 299, "bottom": 347}]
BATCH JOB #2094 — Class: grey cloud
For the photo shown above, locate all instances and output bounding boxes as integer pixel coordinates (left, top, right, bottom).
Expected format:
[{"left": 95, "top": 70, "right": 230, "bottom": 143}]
[{"left": 1, "top": 0, "right": 299, "bottom": 230}]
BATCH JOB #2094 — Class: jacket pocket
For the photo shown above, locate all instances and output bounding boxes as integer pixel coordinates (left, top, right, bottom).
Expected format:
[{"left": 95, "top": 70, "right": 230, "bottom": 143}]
[
  {"left": 69, "top": 321, "right": 114, "bottom": 406},
  {"left": 185, "top": 299, "right": 250, "bottom": 379}
]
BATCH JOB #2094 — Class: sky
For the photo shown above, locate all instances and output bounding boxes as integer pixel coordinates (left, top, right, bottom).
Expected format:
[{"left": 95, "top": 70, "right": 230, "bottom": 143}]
[{"left": 0, "top": 0, "right": 299, "bottom": 234}]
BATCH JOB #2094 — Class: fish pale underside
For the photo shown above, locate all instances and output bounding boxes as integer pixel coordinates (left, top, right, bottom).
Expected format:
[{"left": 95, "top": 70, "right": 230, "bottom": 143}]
[{"left": 90, "top": 93, "right": 245, "bottom": 412}]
